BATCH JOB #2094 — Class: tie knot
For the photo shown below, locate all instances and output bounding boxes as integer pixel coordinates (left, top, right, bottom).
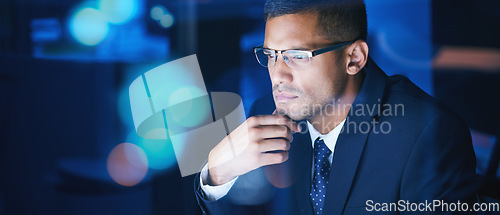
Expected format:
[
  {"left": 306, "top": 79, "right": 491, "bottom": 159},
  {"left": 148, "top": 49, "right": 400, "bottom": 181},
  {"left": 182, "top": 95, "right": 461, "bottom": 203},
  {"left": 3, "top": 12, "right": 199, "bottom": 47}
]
[{"left": 314, "top": 138, "right": 331, "bottom": 157}]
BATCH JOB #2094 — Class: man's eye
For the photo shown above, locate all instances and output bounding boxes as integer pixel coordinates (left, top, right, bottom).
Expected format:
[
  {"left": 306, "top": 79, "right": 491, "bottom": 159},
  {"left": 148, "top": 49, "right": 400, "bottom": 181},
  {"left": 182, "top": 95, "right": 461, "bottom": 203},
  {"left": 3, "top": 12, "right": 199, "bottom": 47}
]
[
  {"left": 265, "top": 54, "right": 276, "bottom": 59},
  {"left": 263, "top": 51, "right": 274, "bottom": 55},
  {"left": 293, "top": 55, "right": 308, "bottom": 60}
]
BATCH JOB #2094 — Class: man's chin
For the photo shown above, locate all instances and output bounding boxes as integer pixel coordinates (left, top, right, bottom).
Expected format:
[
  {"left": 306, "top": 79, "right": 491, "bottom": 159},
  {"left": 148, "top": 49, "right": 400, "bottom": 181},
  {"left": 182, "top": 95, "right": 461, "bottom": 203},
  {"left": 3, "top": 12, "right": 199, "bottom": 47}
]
[
  {"left": 287, "top": 114, "right": 307, "bottom": 122},
  {"left": 275, "top": 108, "right": 309, "bottom": 121}
]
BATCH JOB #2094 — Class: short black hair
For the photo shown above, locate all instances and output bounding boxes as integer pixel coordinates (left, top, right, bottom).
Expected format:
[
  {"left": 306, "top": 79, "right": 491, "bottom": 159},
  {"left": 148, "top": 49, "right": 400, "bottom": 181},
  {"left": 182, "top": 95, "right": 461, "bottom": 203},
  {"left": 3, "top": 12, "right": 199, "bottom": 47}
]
[{"left": 264, "top": 0, "right": 367, "bottom": 43}]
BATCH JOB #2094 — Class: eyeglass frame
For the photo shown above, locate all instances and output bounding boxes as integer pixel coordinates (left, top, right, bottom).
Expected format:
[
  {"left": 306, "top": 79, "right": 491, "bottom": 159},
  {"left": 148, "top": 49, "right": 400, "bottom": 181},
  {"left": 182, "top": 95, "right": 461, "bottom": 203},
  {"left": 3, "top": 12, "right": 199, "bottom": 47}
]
[{"left": 253, "top": 41, "right": 355, "bottom": 69}]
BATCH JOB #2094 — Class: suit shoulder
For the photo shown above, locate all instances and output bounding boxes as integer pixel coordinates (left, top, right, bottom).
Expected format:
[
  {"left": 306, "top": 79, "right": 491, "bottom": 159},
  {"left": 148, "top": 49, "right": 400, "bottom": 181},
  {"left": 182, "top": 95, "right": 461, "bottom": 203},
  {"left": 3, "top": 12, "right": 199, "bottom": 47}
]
[
  {"left": 378, "top": 75, "right": 470, "bottom": 141},
  {"left": 384, "top": 75, "right": 464, "bottom": 124}
]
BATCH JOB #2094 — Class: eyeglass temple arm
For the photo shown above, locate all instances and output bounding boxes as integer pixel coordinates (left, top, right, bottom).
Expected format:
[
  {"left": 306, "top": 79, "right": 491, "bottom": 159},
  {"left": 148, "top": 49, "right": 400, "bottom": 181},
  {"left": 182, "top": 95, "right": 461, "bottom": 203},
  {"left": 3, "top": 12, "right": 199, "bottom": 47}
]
[
  {"left": 253, "top": 46, "right": 283, "bottom": 56},
  {"left": 311, "top": 41, "right": 355, "bottom": 57},
  {"left": 253, "top": 45, "right": 263, "bottom": 51}
]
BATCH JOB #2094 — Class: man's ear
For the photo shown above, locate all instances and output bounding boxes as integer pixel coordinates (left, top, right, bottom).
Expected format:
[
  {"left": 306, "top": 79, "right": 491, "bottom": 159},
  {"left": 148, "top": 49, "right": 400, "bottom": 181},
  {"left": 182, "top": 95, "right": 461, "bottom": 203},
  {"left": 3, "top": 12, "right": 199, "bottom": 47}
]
[{"left": 346, "top": 40, "right": 369, "bottom": 75}]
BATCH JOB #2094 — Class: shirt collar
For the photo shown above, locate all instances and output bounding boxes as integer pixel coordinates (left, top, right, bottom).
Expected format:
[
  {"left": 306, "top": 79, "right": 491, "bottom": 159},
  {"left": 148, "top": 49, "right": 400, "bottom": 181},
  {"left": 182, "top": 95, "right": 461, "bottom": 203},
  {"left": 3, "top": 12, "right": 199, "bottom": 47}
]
[{"left": 306, "top": 119, "right": 346, "bottom": 152}]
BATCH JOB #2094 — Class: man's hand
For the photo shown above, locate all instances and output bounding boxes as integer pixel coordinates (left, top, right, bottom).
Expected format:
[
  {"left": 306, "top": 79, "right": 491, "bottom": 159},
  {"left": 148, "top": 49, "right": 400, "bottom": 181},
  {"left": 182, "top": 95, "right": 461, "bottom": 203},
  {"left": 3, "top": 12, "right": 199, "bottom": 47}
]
[{"left": 207, "top": 114, "right": 301, "bottom": 186}]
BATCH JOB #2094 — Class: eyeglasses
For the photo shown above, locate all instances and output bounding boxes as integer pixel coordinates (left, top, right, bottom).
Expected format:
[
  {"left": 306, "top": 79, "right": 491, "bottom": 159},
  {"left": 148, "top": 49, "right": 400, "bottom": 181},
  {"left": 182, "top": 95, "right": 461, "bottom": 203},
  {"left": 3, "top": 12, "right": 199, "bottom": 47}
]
[{"left": 253, "top": 41, "right": 354, "bottom": 70}]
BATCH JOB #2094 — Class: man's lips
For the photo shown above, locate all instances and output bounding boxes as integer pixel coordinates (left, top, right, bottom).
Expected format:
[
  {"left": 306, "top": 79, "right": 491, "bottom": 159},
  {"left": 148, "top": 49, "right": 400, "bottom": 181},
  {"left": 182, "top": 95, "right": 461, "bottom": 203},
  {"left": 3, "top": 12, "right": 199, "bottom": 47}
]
[{"left": 274, "top": 91, "right": 298, "bottom": 102}]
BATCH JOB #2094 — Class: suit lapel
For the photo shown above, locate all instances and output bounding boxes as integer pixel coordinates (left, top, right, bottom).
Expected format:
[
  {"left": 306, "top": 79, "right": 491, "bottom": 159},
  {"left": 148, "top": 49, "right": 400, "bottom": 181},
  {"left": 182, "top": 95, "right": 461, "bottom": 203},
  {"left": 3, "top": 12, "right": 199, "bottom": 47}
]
[
  {"left": 290, "top": 129, "right": 313, "bottom": 215},
  {"left": 322, "top": 57, "right": 387, "bottom": 215},
  {"left": 322, "top": 117, "right": 372, "bottom": 215}
]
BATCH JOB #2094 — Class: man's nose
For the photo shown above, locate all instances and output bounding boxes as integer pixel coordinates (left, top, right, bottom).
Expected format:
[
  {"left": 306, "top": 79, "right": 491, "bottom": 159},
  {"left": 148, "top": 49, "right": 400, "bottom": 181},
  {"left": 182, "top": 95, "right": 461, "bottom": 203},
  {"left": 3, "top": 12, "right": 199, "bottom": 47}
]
[{"left": 269, "top": 55, "right": 293, "bottom": 85}]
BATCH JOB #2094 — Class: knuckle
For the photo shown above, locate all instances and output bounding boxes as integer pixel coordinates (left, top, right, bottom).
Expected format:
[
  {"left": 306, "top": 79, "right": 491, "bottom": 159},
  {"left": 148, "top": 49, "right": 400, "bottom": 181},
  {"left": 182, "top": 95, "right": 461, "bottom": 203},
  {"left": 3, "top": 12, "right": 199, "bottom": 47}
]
[
  {"left": 280, "top": 126, "right": 289, "bottom": 135},
  {"left": 269, "top": 152, "right": 288, "bottom": 164},
  {"left": 280, "top": 152, "right": 289, "bottom": 162},
  {"left": 255, "top": 139, "right": 264, "bottom": 150},
  {"left": 271, "top": 125, "right": 279, "bottom": 132},
  {"left": 247, "top": 116, "right": 257, "bottom": 125},
  {"left": 272, "top": 114, "right": 281, "bottom": 123},
  {"left": 274, "top": 126, "right": 284, "bottom": 136},
  {"left": 248, "top": 127, "right": 259, "bottom": 137},
  {"left": 270, "top": 155, "right": 280, "bottom": 164},
  {"left": 277, "top": 115, "right": 287, "bottom": 124},
  {"left": 284, "top": 142, "right": 291, "bottom": 151},
  {"left": 277, "top": 138, "right": 287, "bottom": 148}
]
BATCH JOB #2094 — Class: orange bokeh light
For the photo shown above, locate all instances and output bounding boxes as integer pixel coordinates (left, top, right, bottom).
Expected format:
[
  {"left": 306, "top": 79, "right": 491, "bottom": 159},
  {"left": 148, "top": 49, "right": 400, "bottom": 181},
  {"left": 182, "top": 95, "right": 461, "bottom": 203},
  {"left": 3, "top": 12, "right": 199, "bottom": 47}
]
[{"left": 107, "top": 143, "right": 149, "bottom": 186}]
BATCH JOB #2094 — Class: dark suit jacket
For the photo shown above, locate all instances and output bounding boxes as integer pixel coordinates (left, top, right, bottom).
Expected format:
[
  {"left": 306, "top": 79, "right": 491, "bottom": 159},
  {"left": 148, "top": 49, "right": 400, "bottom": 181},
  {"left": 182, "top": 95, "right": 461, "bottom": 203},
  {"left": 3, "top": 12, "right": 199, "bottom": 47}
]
[{"left": 194, "top": 58, "right": 478, "bottom": 215}]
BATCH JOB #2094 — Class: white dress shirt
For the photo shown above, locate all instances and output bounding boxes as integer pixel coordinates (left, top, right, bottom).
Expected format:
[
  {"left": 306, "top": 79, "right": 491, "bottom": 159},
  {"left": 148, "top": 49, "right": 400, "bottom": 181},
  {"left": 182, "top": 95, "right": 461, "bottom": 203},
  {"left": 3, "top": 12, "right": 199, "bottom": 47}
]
[
  {"left": 306, "top": 119, "right": 345, "bottom": 167},
  {"left": 200, "top": 119, "right": 346, "bottom": 201}
]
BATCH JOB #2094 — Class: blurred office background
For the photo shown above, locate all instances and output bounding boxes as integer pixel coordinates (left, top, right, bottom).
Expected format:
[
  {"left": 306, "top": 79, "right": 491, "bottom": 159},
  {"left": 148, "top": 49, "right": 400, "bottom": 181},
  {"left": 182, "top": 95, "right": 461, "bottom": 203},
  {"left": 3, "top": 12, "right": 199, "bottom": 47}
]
[{"left": 0, "top": 0, "right": 499, "bottom": 214}]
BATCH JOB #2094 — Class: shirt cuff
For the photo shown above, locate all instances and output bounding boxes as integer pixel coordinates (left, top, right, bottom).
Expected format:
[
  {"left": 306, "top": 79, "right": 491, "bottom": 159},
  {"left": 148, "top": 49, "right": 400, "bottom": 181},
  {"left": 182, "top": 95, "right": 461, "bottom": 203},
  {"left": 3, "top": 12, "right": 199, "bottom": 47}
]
[{"left": 199, "top": 164, "right": 238, "bottom": 201}]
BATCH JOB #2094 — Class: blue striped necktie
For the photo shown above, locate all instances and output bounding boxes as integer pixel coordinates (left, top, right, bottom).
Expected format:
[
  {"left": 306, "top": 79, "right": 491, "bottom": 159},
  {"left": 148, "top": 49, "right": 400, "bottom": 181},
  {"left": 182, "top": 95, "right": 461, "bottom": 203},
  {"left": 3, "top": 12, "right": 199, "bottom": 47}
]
[{"left": 310, "top": 137, "right": 332, "bottom": 215}]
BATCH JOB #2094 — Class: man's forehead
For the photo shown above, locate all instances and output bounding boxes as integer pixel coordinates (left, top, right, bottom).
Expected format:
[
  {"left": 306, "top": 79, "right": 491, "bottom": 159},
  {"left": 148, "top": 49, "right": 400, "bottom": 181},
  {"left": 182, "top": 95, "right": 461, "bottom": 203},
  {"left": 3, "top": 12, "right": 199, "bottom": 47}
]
[
  {"left": 263, "top": 14, "right": 332, "bottom": 50},
  {"left": 263, "top": 41, "right": 331, "bottom": 51}
]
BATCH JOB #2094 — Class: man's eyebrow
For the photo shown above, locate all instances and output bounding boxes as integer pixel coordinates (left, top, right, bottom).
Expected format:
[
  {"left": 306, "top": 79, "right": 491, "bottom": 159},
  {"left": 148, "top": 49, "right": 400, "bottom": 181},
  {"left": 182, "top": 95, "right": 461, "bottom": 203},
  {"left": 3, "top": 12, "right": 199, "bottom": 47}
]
[
  {"left": 263, "top": 41, "right": 333, "bottom": 50},
  {"left": 289, "top": 46, "right": 312, "bottom": 50},
  {"left": 262, "top": 45, "right": 314, "bottom": 51}
]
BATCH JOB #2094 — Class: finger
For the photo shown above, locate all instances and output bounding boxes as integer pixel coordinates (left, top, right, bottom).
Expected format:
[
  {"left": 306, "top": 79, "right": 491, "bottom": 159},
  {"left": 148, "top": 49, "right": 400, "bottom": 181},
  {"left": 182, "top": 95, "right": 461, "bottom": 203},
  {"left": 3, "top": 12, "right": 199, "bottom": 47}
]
[
  {"left": 259, "top": 151, "right": 289, "bottom": 166},
  {"left": 252, "top": 115, "right": 300, "bottom": 132},
  {"left": 255, "top": 125, "right": 293, "bottom": 141},
  {"left": 258, "top": 138, "right": 291, "bottom": 152}
]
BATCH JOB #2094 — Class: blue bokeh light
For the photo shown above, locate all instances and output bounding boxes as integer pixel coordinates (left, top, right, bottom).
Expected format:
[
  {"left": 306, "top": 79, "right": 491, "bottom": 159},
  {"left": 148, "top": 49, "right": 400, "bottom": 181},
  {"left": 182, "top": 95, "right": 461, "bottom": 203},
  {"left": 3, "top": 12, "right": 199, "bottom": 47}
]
[
  {"left": 150, "top": 5, "right": 166, "bottom": 21},
  {"left": 127, "top": 131, "right": 177, "bottom": 170},
  {"left": 118, "top": 84, "right": 135, "bottom": 128},
  {"left": 167, "top": 86, "right": 210, "bottom": 128},
  {"left": 69, "top": 7, "right": 109, "bottom": 46},
  {"left": 98, "top": 0, "right": 138, "bottom": 24},
  {"left": 159, "top": 13, "right": 174, "bottom": 28},
  {"left": 142, "top": 139, "right": 177, "bottom": 170}
]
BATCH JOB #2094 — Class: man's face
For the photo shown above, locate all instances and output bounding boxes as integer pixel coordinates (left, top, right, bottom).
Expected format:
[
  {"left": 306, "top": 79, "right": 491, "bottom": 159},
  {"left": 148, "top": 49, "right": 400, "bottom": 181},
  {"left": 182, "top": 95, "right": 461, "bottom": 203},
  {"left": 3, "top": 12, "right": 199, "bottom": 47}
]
[{"left": 264, "top": 13, "right": 349, "bottom": 121}]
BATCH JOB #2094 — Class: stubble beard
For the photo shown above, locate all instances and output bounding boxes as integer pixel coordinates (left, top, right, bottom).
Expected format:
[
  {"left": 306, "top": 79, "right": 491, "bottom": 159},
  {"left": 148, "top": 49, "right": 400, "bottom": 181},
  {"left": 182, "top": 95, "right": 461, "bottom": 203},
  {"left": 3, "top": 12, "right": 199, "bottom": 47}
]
[{"left": 275, "top": 96, "right": 328, "bottom": 122}]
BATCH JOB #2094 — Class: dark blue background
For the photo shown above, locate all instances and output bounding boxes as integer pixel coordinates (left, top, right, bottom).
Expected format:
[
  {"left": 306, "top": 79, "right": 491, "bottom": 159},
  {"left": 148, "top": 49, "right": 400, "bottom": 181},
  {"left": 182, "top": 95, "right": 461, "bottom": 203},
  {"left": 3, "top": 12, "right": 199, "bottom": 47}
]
[{"left": 1, "top": 0, "right": 499, "bottom": 214}]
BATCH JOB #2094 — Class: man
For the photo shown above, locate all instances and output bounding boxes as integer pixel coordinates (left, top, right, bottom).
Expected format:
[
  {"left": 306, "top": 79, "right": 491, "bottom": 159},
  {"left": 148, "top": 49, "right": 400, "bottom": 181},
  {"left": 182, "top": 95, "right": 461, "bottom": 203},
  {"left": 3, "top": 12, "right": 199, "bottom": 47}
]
[{"left": 194, "top": 0, "right": 478, "bottom": 214}]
